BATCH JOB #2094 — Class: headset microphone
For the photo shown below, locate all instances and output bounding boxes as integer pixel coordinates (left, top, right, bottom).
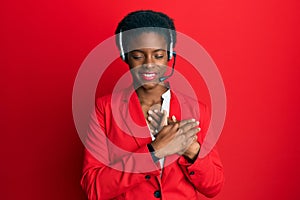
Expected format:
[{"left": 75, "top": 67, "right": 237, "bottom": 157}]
[{"left": 159, "top": 52, "right": 176, "bottom": 82}]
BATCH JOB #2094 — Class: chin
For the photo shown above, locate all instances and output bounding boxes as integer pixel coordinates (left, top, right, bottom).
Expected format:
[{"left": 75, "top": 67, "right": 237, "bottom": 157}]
[{"left": 136, "top": 81, "right": 160, "bottom": 90}]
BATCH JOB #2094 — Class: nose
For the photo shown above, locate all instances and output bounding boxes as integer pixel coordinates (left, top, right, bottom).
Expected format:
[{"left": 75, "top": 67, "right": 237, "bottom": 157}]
[{"left": 143, "top": 55, "right": 155, "bottom": 68}]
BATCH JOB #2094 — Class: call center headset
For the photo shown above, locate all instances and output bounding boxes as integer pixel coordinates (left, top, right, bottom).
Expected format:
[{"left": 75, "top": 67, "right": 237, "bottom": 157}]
[{"left": 119, "top": 28, "right": 176, "bottom": 82}]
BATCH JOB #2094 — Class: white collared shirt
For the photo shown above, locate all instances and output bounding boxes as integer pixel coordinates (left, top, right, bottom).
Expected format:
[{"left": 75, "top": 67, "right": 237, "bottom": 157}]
[{"left": 148, "top": 89, "right": 171, "bottom": 175}]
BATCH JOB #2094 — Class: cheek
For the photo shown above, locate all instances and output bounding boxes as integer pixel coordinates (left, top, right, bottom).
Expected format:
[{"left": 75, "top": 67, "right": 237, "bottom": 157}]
[
  {"left": 160, "top": 60, "right": 168, "bottom": 71},
  {"left": 161, "top": 66, "right": 167, "bottom": 74},
  {"left": 127, "top": 60, "right": 139, "bottom": 70},
  {"left": 127, "top": 64, "right": 141, "bottom": 76}
]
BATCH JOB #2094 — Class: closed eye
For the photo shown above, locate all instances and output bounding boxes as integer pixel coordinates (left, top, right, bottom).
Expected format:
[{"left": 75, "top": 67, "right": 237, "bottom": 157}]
[
  {"left": 154, "top": 55, "right": 164, "bottom": 59},
  {"left": 131, "top": 55, "right": 144, "bottom": 60}
]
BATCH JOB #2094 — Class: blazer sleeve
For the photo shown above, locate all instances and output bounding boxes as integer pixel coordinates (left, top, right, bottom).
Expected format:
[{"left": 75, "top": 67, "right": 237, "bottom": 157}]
[
  {"left": 177, "top": 103, "right": 225, "bottom": 198},
  {"left": 80, "top": 96, "right": 160, "bottom": 200}
]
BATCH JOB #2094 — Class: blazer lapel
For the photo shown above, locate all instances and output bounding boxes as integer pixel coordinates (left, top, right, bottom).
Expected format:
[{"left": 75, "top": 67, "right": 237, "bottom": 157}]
[{"left": 118, "top": 87, "right": 152, "bottom": 148}]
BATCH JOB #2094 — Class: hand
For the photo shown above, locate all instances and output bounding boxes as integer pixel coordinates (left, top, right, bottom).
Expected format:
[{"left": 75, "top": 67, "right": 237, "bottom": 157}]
[
  {"left": 150, "top": 119, "right": 201, "bottom": 158},
  {"left": 171, "top": 117, "right": 200, "bottom": 160},
  {"left": 147, "top": 109, "right": 168, "bottom": 135},
  {"left": 147, "top": 109, "right": 176, "bottom": 135},
  {"left": 182, "top": 141, "right": 201, "bottom": 161},
  {"left": 171, "top": 119, "right": 200, "bottom": 160}
]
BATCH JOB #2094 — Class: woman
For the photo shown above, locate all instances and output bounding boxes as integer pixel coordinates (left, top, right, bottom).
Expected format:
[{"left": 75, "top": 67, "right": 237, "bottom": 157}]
[{"left": 81, "top": 10, "right": 224, "bottom": 200}]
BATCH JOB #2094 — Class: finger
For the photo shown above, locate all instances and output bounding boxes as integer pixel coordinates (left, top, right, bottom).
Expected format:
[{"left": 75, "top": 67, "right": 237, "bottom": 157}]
[
  {"left": 168, "top": 122, "right": 179, "bottom": 134},
  {"left": 171, "top": 115, "right": 177, "bottom": 122},
  {"left": 179, "top": 119, "right": 196, "bottom": 127},
  {"left": 193, "top": 135, "right": 198, "bottom": 141},
  {"left": 148, "top": 116, "right": 160, "bottom": 128},
  {"left": 180, "top": 121, "right": 200, "bottom": 133},
  {"left": 159, "top": 123, "right": 175, "bottom": 135},
  {"left": 148, "top": 123, "right": 156, "bottom": 133},
  {"left": 148, "top": 110, "right": 163, "bottom": 124},
  {"left": 184, "top": 127, "right": 201, "bottom": 139},
  {"left": 167, "top": 115, "right": 177, "bottom": 125},
  {"left": 167, "top": 118, "right": 176, "bottom": 125},
  {"left": 160, "top": 110, "right": 168, "bottom": 126},
  {"left": 153, "top": 109, "right": 162, "bottom": 114},
  {"left": 149, "top": 104, "right": 162, "bottom": 113},
  {"left": 148, "top": 109, "right": 163, "bottom": 118}
]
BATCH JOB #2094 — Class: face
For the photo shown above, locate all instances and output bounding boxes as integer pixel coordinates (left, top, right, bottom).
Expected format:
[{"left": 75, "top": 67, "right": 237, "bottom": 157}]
[{"left": 126, "top": 32, "right": 168, "bottom": 90}]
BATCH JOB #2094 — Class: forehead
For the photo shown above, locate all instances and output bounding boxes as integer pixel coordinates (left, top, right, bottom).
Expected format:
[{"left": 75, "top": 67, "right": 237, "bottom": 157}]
[{"left": 127, "top": 32, "right": 167, "bottom": 51}]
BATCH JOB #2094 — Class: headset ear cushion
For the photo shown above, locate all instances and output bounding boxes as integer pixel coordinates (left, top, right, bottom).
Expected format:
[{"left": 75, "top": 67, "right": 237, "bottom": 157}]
[
  {"left": 168, "top": 50, "right": 175, "bottom": 61},
  {"left": 120, "top": 53, "right": 125, "bottom": 61},
  {"left": 120, "top": 53, "right": 129, "bottom": 63},
  {"left": 167, "top": 50, "right": 173, "bottom": 61},
  {"left": 168, "top": 40, "right": 174, "bottom": 60}
]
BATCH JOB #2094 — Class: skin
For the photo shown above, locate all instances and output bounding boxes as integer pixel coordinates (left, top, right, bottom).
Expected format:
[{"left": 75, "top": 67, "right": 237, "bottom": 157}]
[
  {"left": 126, "top": 32, "right": 200, "bottom": 161},
  {"left": 148, "top": 110, "right": 201, "bottom": 160}
]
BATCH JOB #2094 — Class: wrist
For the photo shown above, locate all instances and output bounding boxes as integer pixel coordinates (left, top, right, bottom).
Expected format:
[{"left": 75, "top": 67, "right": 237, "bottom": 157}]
[
  {"left": 150, "top": 142, "right": 165, "bottom": 159},
  {"left": 184, "top": 142, "right": 200, "bottom": 162},
  {"left": 147, "top": 143, "right": 161, "bottom": 162}
]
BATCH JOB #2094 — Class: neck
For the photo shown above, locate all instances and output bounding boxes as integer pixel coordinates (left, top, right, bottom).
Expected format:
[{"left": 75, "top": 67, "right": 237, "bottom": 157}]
[{"left": 135, "top": 84, "right": 168, "bottom": 106}]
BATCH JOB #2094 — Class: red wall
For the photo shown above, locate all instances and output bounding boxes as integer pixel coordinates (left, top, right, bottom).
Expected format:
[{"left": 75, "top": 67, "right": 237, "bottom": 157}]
[{"left": 1, "top": 1, "right": 300, "bottom": 200}]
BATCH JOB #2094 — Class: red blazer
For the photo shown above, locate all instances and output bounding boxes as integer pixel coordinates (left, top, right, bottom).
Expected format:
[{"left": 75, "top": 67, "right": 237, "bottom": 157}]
[{"left": 81, "top": 87, "right": 224, "bottom": 200}]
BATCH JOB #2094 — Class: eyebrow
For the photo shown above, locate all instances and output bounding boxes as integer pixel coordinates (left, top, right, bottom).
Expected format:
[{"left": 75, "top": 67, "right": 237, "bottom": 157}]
[{"left": 130, "top": 49, "right": 166, "bottom": 53}]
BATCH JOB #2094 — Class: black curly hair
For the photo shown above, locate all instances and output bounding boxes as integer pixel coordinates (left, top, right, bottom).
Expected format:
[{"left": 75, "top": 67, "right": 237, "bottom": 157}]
[{"left": 115, "top": 10, "right": 176, "bottom": 58}]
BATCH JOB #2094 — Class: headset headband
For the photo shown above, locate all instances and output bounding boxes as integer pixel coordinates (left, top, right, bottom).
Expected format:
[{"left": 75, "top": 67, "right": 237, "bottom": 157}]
[{"left": 119, "top": 28, "right": 174, "bottom": 61}]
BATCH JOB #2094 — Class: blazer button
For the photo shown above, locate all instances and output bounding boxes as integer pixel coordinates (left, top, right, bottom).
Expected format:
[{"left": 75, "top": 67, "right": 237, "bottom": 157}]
[
  {"left": 189, "top": 171, "right": 195, "bottom": 175},
  {"left": 154, "top": 190, "right": 161, "bottom": 198},
  {"left": 145, "top": 175, "right": 151, "bottom": 180}
]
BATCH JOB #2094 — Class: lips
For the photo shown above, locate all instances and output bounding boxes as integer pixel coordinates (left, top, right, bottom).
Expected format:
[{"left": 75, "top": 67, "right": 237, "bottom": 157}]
[{"left": 139, "top": 72, "right": 157, "bottom": 81}]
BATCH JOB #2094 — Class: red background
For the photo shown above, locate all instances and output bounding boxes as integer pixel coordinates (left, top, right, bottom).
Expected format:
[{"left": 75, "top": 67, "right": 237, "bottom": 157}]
[{"left": 1, "top": 0, "right": 300, "bottom": 200}]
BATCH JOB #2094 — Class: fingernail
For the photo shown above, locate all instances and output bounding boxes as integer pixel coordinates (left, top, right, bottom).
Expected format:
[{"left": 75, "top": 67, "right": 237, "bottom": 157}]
[
  {"left": 172, "top": 115, "right": 176, "bottom": 122},
  {"left": 154, "top": 110, "right": 158, "bottom": 113},
  {"left": 191, "top": 119, "right": 196, "bottom": 122},
  {"left": 196, "top": 121, "right": 199, "bottom": 125},
  {"left": 148, "top": 110, "right": 153, "bottom": 114},
  {"left": 197, "top": 128, "right": 201, "bottom": 131},
  {"left": 148, "top": 116, "right": 152, "bottom": 121}
]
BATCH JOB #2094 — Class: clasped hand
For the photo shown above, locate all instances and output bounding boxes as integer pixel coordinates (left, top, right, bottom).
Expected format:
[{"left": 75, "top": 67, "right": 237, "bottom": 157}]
[{"left": 147, "top": 109, "right": 201, "bottom": 160}]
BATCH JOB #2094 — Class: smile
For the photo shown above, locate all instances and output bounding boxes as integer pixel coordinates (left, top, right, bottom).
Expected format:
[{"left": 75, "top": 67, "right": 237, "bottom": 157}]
[{"left": 139, "top": 72, "right": 157, "bottom": 81}]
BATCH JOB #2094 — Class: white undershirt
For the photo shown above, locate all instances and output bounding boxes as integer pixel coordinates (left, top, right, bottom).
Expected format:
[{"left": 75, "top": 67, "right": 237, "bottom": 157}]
[{"left": 148, "top": 89, "right": 171, "bottom": 175}]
